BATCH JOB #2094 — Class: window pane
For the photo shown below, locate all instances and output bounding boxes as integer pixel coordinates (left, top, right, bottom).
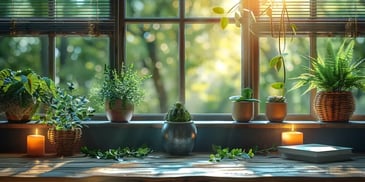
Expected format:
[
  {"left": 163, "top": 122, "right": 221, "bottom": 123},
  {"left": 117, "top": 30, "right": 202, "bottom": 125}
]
[
  {"left": 185, "top": 0, "right": 239, "bottom": 17},
  {"left": 55, "top": 36, "right": 109, "bottom": 113},
  {"left": 259, "top": 37, "right": 310, "bottom": 114},
  {"left": 126, "top": 0, "right": 178, "bottom": 18},
  {"left": 0, "top": 36, "right": 43, "bottom": 73},
  {"left": 317, "top": 37, "right": 365, "bottom": 115},
  {"left": 126, "top": 24, "right": 179, "bottom": 113},
  {"left": 185, "top": 24, "right": 241, "bottom": 113}
]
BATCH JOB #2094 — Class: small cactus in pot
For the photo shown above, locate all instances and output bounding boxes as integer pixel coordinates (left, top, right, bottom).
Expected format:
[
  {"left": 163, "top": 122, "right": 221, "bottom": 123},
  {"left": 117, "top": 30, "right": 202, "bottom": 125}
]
[
  {"left": 161, "top": 102, "right": 197, "bottom": 155},
  {"left": 164, "top": 102, "right": 192, "bottom": 122}
]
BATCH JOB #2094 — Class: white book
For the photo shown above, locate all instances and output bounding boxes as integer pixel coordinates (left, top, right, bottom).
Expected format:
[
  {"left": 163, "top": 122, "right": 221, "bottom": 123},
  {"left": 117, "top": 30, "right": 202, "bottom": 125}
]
[{"left": 278, "top": 144, "right": 353, "bottom": 163}]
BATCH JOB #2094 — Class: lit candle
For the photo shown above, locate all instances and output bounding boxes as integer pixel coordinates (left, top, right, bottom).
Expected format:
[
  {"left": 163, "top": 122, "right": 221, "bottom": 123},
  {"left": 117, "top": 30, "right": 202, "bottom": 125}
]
[
  {"left": 281, "top": 125, "right": 303, "bottom": 145},
  {"left": 27, "top": 129, "right": 45, "bottom": 157}
]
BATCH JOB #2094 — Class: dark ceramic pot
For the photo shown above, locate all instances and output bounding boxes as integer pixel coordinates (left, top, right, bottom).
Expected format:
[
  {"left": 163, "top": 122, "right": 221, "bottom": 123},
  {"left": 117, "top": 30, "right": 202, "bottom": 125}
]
[{"left": 161, "top": 121, "right": 197, "bottom": 155}]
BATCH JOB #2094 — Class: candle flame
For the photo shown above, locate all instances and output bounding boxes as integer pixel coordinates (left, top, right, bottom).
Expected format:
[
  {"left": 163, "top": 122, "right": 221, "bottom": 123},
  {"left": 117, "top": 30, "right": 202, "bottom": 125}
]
[
  {"left": 291, "top": 124, "right": 295, "bottom": 131},
  {"left": 35, "top": 128, "right": 38, "bottom": 135}
]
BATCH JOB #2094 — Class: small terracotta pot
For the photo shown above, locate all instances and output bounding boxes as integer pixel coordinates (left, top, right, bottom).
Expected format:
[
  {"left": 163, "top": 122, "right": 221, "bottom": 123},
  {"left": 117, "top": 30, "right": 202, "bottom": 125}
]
[
  {"left": 265, "top": 102, "right": 287, "bottom": 122},
  {"left": 232, "top": 101, "right": 254, "bottom": 122},
  {"left": 105, "top": 99, "right": 134, "bottom": 122}
]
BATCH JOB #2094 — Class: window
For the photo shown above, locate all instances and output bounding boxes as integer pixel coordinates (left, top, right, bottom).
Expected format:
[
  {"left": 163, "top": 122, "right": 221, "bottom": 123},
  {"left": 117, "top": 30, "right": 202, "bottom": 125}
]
[{"left": 1, "top": 0, "right": 365, "bottom": 121}]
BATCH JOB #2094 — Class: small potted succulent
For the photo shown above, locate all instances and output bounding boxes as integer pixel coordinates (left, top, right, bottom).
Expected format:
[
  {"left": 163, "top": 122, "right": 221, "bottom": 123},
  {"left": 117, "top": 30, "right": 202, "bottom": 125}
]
[
  {"left": 229, "top": 88, "right": 260, "bottom": 122},
  {"left": 0, "top": 68, "right": 56, "bottom": 123},
  {"left": 265, "top": 95, "right": 287, "bottom": 122},
  {"left": 42, "top": 83, "right": 95, "bottom": 156},
  {"left": 161, "top": 102, "right": 197, "bottom": 155},
  {"left": 99, "top": 64, "right": 150, "bottom": 122}
]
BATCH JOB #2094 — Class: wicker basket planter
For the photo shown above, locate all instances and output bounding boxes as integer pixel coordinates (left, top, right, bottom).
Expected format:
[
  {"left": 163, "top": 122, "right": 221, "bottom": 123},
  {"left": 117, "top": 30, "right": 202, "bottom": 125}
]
[
  {"left": 314, "top": 91, "right": 355, "bottom": 122},
  {"left": 48, "top": 128, "right": 82, "bottom": 156}
]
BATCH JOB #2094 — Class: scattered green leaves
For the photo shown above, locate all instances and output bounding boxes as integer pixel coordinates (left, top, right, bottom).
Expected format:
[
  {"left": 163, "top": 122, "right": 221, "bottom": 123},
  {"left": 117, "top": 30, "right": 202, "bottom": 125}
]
[
  {"left": 81, "top": 146, "right": 153, "bottom": 161},
  {"left": 209, "top": 145, "right": 255, "bottom": 162}
]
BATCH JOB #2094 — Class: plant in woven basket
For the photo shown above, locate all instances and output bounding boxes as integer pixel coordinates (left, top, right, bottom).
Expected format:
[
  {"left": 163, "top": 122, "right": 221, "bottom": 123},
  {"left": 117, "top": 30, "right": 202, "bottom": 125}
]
[
  {"left": 0, "top": 68, "right": 56, "bottom": 122},
  {"left": 42, "top": 82, "right": 95, "bottom": 156},
  {"left": 291, "top": 38, "right": 365, "bottom": 122}
]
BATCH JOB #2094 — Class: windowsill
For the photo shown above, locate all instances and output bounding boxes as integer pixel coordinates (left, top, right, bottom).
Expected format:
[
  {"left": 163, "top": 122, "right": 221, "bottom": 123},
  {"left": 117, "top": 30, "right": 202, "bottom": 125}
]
[{"left": 1, "top": 120, "right": 365, "bottom": 129}]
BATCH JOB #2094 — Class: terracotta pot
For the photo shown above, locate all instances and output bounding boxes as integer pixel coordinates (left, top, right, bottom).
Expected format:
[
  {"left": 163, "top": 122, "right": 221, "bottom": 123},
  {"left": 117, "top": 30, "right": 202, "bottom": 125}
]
[
  {"left": 232, "top": 101, "right": 254, "bottom": 122},
  {"left": 266, "top": 102, "right": 287, "bottom": 122},
  {"left": 48, "top": 128, "right": 82, "bottom": 156},
  {"left": 314, "top": 91, "right": 354, "bottom": 122},
  {"left": 105, "top": 99, "right": 134, "bottom": 122}
]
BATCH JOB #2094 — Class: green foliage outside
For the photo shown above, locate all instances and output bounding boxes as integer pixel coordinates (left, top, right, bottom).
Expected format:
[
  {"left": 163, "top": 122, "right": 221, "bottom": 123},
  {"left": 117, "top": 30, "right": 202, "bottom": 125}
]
[{"left": 1, "top": 1, "right": 365, "bottom": 116}]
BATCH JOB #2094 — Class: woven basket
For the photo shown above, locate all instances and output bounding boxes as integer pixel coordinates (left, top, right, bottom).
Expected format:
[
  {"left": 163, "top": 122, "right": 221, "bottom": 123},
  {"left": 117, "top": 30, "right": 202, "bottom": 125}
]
[
  {"left": 314, "top": 91, "right": 355, "bottom": 122},
  {"left": 48, "top": 128, "right": 82, "bottom": 156}
]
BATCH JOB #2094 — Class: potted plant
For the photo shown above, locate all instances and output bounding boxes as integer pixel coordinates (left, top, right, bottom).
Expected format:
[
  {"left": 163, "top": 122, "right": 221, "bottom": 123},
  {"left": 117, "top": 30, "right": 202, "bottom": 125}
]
[
  {"left": 99, "top": 64, "right": 150, "bottom": 122},
  {"left": 0, "top": 68, "right": 56, "bottom": 123},
  {"left": 213, "top": 1, "right": 296, "bottom": 122},
  {"left": 161, "top": 102, "right": 197, "bottom": 155},
  {"left": 42, "top": 83, "right": 95, "bottom": 156},
  {"left": 229, "top": 88, "right": 260, "bottom": 122},
  {"left": 265, "top": 95, "right": 287, "bottom": 122},
  {"left": 291, "top": 38, "right": 365, "bottom": 122}
]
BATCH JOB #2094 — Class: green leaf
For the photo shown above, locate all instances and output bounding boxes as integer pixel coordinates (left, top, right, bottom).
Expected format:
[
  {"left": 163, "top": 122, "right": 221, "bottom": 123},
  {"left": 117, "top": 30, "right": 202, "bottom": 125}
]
[
  {"left": 269, "top": 55, "right": 283, "bottom": 72},
  {"left": 212, "top": 7, "right": 225, "bottom": 14},
  {"left": 271, "top": 82, "right": 284, "bottom": 89},
  {"left": 220, "top": 17, "right": 229, "bottom": 29}
]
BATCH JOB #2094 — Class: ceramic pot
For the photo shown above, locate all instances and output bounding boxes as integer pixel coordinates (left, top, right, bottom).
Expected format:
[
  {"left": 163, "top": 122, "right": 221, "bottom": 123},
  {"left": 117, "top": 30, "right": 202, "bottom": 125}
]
[
  {"left": 232, "top": 101, "right": 254, "bottom": 122},
  {"left": 266, "top": 102, "right": 287, "bottom": 122},
  {"left": 161, "top": 121, "right": 197, "bottom": 155},
  {"left": 105, "top": 99, "right": 134, "bottom": 122}
]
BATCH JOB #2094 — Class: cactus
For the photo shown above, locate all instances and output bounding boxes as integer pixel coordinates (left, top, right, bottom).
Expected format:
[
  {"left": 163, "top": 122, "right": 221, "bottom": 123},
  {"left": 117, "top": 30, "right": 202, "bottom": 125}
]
[{"left": 164, "top": 102, "right": 192, "bottom": 122}]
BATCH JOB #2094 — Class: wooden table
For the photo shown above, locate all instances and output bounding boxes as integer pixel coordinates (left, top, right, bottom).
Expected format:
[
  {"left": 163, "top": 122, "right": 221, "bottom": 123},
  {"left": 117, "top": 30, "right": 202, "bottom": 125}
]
[{"left": 0, "top": 153, "right": 365, "bottom": 182}]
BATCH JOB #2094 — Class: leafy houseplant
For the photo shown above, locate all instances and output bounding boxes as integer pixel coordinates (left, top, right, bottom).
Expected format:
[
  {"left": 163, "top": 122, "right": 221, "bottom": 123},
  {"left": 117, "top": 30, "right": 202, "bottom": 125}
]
[
  {"left": 0, "top": 68, "right": 56, "bottom": 122},
  {"left": 99, "top": 64, "right": 150, "bottom": 122},
  {"left": 291, "top": 38, "right": 365, "bottom": 122},
  {"left": 43, "top": 83, "right": 95, "bottom": 156},
  {"left": 229, "top": 88, "right": 259, "bottom": 122},
  {"left": 161, "top": 102, "right": 197, "bottom": 155}
]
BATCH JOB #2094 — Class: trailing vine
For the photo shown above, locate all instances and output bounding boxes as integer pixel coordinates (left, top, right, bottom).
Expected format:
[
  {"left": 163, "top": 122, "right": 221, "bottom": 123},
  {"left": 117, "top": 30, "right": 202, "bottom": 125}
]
[{"left": 81, "top": 146, "right": 153, "bottom": 160}]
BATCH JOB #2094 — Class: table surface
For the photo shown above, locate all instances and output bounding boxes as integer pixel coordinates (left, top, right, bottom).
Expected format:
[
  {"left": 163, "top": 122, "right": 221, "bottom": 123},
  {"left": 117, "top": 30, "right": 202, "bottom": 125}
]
[{"left": 0, "top": 153, "right": 365, "bottom": 182}]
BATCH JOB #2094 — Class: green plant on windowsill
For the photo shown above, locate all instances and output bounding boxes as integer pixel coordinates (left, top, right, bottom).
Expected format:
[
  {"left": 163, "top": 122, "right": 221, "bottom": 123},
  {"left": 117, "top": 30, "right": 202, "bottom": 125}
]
[
  {"left": 98, "top": 64, "right": 151, "bottom": 122},
  {"left": 290, "top": 38, "right": 365, "bottom": 122},
  {"left": 229, "top": 88, "right": 260, "bottom": 103},
  {"left": 209, "top": 145, "right": 255, "bottom": 162},
  {"left": 0, "top": 68, "right": 56, "bottom": 122},
  {"left": 164, "top": 102, "right": 192, "bottom": 122},
  {"left": 39, "top": 83, "right": 95, "bottom": 156},
  {"left": 42, "top": 82, "right": 95, "bottom": 130}
]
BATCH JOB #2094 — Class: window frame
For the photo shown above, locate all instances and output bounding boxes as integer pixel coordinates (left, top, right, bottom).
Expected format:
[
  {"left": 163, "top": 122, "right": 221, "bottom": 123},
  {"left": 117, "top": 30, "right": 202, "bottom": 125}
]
[{"left": 1, "top": 0, "right": 365, "bottom": 121}]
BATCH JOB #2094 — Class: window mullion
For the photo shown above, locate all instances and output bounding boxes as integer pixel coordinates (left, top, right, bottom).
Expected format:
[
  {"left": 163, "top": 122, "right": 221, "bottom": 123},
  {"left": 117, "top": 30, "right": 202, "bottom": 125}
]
[{"left": 179, "top": 0, "right": 185, "bottom": 103}]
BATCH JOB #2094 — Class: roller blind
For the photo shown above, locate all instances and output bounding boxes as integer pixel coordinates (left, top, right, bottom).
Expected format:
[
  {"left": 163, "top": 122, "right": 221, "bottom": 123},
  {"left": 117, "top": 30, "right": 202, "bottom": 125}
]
[
  {"left": 256, "top": 0, "right": 365, "bottom": 35},
  {"left": 259, "top": 0, "right": 365, "bottom": 18},
  {"left": 0, "top": 0, "right": 114, "bottom": 35}
]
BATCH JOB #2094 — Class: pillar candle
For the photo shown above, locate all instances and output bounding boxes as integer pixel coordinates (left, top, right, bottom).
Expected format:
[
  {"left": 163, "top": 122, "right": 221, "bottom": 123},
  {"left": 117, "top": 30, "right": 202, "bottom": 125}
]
[
  {"left": 27, "top": 129, "right": 45, "bottom": 157},
  {"left": 281, "top": 125, "right": 303, "bottom": 145}
]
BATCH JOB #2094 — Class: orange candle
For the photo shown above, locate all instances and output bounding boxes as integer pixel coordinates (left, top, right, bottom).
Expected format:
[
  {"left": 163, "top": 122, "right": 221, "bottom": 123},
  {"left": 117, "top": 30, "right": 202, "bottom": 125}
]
[
  {"left": 27, "top": 129, "right": 45, "bottom": 156},
  {"left": 281, "top": 125, "right": 303, "bottom": 145}
]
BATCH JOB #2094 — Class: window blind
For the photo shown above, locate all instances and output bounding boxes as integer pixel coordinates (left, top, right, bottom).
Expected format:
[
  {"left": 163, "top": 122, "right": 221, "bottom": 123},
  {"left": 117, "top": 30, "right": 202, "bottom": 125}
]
[
  {"left": 256, "top": 0, "right": 365, "bottom": 35},
  {"left": 0, "top": 0, "right": 114, "bottom": 35}
]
